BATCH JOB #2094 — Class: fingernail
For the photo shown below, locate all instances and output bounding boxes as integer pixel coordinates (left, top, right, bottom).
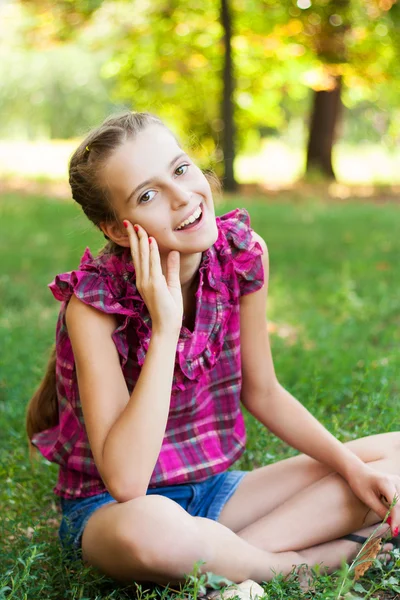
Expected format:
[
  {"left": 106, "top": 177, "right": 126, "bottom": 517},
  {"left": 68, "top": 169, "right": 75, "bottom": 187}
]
[
  {"left": 123, "top": 220, "right": 128, "bottom": 228},
  {"left": 149, "top": 237, "right": 152, "bottom": 244},
  {"left": 134, "top": 225, "right": 139, "bottom": 232},
  {"left": 394, "top": 526, "right": 399, "bottom": 537},
  {"left": 387, "top": 516, "right": 392, "bottom": 525}
]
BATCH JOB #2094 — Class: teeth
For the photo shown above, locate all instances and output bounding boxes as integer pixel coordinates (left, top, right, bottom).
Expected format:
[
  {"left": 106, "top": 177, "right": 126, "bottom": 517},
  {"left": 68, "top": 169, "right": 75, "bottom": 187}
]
[{"left": 176, "top": 205, "right": 202, "bottom": 230}]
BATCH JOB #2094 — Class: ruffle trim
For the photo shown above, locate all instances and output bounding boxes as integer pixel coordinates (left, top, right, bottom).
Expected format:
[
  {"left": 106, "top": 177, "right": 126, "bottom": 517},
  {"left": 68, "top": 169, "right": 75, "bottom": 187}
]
[
  {"left": 214, "top": 208, "right": 265, "bottom": 296},
  {"left": 49, "top": 208, "right": 263, "bottom": 387}
]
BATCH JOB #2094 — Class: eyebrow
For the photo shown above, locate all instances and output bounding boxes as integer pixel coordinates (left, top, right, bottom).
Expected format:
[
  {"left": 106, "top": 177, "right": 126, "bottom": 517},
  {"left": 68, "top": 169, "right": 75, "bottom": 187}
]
[{"left": 125, "top": 152, "right": 188, "bottom": 204}]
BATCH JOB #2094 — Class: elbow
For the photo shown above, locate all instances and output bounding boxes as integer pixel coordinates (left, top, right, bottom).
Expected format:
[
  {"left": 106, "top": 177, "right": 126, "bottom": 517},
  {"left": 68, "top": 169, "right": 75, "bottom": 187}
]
[
  {"left": 107, "top": 480, "right": 148, "bottom": 504},
  {"left": 100, "top": 443, "right": 150, "bottom": 502},
  {"left": 104, "top": 472, "right": 149, "bottom": 503},
  {"left": 242, "top": 380, "right": 281, "bottom": 415}
]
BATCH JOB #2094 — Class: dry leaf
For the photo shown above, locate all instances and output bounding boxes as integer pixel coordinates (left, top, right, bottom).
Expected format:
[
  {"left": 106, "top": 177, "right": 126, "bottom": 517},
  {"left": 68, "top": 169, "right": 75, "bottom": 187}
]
[{"left": 354, "top": 537, "right": 382, "bottom": 580}]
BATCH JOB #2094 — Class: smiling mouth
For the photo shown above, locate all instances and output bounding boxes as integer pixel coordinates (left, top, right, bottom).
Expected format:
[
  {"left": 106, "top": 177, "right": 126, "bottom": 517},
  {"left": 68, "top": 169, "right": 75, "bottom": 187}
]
[{"left": 174, "top": 203, "right": 203, "bottom": 231}]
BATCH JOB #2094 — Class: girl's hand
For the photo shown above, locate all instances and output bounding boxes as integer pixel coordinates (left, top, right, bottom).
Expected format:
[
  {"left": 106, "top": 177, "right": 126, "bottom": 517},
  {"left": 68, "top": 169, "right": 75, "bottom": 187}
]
[
  {"left": 123, "top": 220, "right": 183, "bottom": 335},
  {"left": 347, "top": 464, "right": 400, "bottom": 537}
]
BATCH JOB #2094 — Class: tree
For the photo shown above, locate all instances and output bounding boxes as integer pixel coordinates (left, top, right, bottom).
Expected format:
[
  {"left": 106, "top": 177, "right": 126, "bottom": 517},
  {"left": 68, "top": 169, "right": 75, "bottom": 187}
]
[
  {"left": 294, "top": 0, "right": 399, "bottom": 179},
  {"left": 221, "top": 0, "right": 237, "bottom": 190},
  {"left": 13, "top": 0, "right": 400, "bottom": 184},
  {"left": 304, "top": 0, "right": 350, "bottom": 179}
]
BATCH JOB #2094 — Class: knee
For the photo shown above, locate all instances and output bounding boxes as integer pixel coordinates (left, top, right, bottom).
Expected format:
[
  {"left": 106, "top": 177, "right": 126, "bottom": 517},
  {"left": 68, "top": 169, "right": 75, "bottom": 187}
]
[
  {"left": 391, "top": 432, "right": 400, "bottom": 453},
  {"left": 381, "top": 431, "right": 400, "bottom": 457},
  {"left": 115, "top": 495, "right": 211, "bottom": 576}
]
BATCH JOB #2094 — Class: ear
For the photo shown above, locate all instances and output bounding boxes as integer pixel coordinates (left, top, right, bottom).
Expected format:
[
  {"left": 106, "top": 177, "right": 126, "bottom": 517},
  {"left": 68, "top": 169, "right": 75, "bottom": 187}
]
[{"left": 100, "top": 220, "right": 130, "bottom": 248}]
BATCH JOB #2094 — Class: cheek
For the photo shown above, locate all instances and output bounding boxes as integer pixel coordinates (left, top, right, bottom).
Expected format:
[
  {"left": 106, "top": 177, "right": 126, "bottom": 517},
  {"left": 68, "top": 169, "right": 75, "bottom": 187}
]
[{"left": 195, "top": 172, "right": 213, "bottom": 197}]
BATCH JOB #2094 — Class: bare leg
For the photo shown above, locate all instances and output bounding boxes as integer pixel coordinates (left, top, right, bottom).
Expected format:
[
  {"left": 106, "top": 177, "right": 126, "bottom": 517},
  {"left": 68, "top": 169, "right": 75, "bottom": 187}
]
[
  {"left": 81, "top": 494, "right": 303, "bottom": 584},
  {"left": 218, "top": 433, "right": 400, "bottom": 551},
  {"left": 219, "top": 432, "right": 400, "bottom": 533},
  {"left": 300, "top": 523, "right": 392, "bottom": 574},
  {"left": 81, "top": 495, "right": 392, "bottom": 586},
  {"left": 233, "top": 456, "right": 399, "bottom": 552}
]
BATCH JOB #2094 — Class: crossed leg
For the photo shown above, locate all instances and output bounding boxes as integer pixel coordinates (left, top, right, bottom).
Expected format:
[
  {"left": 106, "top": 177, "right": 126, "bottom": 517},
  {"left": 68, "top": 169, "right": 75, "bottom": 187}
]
[
  {"left": 219, "top": 432, "right": 400, "bottom": 550},
  {"left": 82, "top": 494, "right": 390, "bottom": 586},
  {"left": 80, "top": 432, "right": 400, "bottom": 585}
]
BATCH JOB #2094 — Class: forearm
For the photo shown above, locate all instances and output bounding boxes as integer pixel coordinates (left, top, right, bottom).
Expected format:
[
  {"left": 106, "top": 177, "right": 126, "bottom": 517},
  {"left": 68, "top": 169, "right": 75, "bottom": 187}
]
[
  {"left": 248, "top": 383, "right": 364, "bottom": 479},
  {"left": 103, "top": 329, "right": 179, "bottom": 501}
]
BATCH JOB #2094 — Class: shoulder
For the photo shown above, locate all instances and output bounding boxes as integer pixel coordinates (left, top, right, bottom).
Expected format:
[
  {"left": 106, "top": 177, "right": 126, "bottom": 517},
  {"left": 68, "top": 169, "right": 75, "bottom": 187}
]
[
  {"left": 49, "top": 247, "right": 142, "bottom": 318},
  {"left": 251, "top": 230, "right": 268, "bottom": 261},
  {"left": 66, "top": 294, "right": 117, "bottom": 336},
  {"left": 215, "top": 208, "right": 268, "bottom": 297},
  {"left": 251, "top": 230, "right": 269, "bottom": 282},
  {"left": 216, "top": 207, "right": 267, "bottom": 259},
  {"left": 65, "top": 297, "right": 121, "bottom": 388}
]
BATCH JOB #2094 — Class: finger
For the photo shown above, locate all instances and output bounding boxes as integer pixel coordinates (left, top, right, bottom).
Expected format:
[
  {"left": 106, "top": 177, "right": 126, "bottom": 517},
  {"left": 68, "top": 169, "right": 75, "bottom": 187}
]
[
  {"left": 379, "top": 484, "right": 400, "bottom": 534},
  {"left": 361, "top": 489, "right": 390, "bottom": 525},
  {"left": 381, "top": 494, "right": 390, "bottom": 507},
  {"left": 166, "top": 250, "right": 181, "bottom": 289},
  {"left": 135, "top": 224, "right": 150, "bottom": 283},
  {"left": 123, "top": 220, "right": 141, "bottom": 280},
  {"left": 148, "top": 236, "right": 162, "bottom": 277}
]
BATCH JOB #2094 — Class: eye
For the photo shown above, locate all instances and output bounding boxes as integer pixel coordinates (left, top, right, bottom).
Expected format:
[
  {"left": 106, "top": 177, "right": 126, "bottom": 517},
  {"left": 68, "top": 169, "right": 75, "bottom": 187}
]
[
  {"left": 139, "top": 190, "right": 157, "bottom": 204},
  {"left": 175, "top": 163, "right": 189, "bottom": 176}
]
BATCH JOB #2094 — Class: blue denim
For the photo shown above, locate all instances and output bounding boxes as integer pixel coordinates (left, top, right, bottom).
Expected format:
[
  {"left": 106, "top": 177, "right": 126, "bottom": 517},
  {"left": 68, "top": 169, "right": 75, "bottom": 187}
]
[{"left": 59, "top": 470, "right": 247, "bottom": 557}]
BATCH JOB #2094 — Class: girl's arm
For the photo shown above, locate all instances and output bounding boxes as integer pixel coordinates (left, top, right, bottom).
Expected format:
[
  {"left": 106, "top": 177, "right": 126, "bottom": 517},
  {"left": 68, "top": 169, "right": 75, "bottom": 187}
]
[
  {"left": 240, "top": 232, "right": 400, "bottom": 530},
  {"left": 239, "top": 235, "right": 363, "bottom": 476},
  {"left": 66, "top": 225, "right": 183, "bottom": 503},
  {"left": 66, "top": 295, "right": 180, "bottom": 502}
]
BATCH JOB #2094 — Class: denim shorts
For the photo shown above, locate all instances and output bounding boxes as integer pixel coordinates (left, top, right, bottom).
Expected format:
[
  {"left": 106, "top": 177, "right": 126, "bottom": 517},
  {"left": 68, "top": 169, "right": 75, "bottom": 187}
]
[{"left": 59, "top": 470, "right": 247, "bottom": 557}]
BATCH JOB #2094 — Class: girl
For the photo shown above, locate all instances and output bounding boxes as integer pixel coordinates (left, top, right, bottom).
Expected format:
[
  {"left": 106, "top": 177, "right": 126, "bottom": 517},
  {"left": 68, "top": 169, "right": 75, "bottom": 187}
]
[{"left": 27, "top": 111, "right": 400, "bottom": 595}]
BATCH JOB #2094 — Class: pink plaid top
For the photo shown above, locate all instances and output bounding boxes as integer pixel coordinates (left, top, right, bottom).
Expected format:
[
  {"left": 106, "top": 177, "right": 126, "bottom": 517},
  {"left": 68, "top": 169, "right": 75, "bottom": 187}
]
[{"left": 32, "top": 208, "right": 265, "bottom": 499}]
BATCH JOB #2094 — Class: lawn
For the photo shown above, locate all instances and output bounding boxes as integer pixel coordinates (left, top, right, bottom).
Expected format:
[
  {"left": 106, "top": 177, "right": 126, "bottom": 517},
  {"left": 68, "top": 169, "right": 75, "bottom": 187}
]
[{"left": 0, "top": 192, "right": 399, "bottom": 599}]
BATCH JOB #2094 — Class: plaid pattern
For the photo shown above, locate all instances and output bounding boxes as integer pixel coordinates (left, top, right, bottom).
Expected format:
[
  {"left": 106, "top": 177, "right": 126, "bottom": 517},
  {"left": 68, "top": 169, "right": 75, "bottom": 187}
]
[{"left": 32, "top": 209, "right": 265, "bottom": 498}]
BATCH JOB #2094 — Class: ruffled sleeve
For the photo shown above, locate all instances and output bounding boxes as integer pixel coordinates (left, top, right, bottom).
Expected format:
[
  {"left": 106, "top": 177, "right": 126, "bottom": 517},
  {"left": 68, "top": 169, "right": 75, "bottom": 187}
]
[
  {"left": 49, "top": 247, "right": 135, "bottom": 315},
  {"left": 48, "top": 247, "right": 151, "bottom": 369},
  {"left": 215, "top": 208, "right": 265, "bottom": 296}
]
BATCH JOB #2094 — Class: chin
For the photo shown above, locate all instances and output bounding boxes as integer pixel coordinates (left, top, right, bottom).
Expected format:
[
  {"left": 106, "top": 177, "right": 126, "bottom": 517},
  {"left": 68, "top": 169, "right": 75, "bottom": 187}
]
[
  {"left": 177, "top": 231, "right": 218, "bottom": 256},
  {"left": 195, "top": 221, "right": 219, "bottom": 252}
]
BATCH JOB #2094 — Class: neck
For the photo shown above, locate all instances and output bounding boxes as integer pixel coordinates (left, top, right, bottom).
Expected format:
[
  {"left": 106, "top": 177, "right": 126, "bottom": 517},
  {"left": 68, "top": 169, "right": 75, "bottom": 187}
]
[{"left": 161, "top": 251, "right": 202, "bottom": 296}]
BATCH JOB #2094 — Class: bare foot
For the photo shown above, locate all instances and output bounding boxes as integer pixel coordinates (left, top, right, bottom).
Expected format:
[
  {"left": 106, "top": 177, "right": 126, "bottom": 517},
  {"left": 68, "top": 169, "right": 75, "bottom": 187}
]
[
  {"left": 350, "top": 523, "right": 393, "bottom": 564},
  {"left": 298, "top": 522, "right": 394, "bottom": 591}
]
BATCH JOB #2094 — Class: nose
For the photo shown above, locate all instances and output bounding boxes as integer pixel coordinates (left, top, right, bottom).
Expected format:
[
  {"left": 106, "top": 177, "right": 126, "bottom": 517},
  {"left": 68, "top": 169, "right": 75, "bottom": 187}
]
[{"left": 169, "top": 181, "right": 192, "bottom": 209}]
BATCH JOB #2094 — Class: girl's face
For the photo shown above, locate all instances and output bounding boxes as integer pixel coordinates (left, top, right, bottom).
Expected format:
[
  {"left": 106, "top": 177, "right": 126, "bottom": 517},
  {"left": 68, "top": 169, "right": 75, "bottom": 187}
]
[{"left": 101, "top": 124, "right": 219, "bottom": 256}]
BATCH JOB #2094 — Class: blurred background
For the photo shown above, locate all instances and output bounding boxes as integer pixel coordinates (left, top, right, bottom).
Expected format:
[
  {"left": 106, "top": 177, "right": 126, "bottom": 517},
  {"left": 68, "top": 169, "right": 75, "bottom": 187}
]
[
  {"left": 0, "top": 0, "right": 399, "bottom": 195},
  {"left": 1, "top": 4, "right": 400, "bottom": 596}
]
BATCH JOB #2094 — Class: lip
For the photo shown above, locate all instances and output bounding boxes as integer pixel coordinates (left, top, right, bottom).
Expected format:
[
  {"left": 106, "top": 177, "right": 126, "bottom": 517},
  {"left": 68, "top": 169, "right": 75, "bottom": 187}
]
[{"left": 174, "top": 203, "right": 204, "bottom": 232}]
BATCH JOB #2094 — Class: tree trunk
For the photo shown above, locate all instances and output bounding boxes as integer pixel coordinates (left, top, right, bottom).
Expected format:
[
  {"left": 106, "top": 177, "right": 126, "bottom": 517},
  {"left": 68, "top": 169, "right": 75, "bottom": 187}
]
[
  {"left": 220, "top": 0, "right": 237, "bottom": 191},
  {"left": 306, "top": 77, "right": 343, "bottom": 180}
]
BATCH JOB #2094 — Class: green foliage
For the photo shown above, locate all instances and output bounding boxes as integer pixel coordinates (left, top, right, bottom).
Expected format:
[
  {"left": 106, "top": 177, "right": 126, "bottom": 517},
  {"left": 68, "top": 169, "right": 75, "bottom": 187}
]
[
  {"left": 0, "top": 43, "right": 121, "bottom": 139},
  {"left": 101, "top": 0, "right": 225, "bottom": 169},
  {"left": 1, "top": 192, "right": 400, "bottom": 598},
  {"left": 3, "top": 0, "right": 399, "bottom": 154}
]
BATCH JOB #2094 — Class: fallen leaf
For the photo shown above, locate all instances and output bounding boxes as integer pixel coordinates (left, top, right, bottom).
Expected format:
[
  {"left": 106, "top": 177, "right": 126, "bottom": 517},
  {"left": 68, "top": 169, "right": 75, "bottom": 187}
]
[{"left": 354, "top": 537, "right": 382, "bottom": 580}]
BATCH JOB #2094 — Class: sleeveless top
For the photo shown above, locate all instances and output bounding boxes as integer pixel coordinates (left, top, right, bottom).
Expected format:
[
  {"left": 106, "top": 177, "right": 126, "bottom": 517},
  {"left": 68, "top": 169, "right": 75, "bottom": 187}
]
[{"left": 31, "top": 208, "right": 265, "bottom": 498}]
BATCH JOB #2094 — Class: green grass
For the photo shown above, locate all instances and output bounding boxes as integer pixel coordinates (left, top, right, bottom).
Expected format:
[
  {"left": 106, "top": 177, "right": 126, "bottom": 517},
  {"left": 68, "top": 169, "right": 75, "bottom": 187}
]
[{"left": 1, "top": 192, "right": 400, "bottom": 599}]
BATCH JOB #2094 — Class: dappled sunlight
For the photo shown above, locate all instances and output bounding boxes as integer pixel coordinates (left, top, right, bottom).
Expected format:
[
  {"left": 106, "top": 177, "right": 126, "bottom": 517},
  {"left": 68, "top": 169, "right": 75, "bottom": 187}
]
[
  {"left": 236, "top": 139, "right": 303, "bottom": 186},
  {"left": 0, "top": 140, "right": 76, "bottom": 180},
  {"left": 235, "top": 138, "right": 400, "bottom": 186}
]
